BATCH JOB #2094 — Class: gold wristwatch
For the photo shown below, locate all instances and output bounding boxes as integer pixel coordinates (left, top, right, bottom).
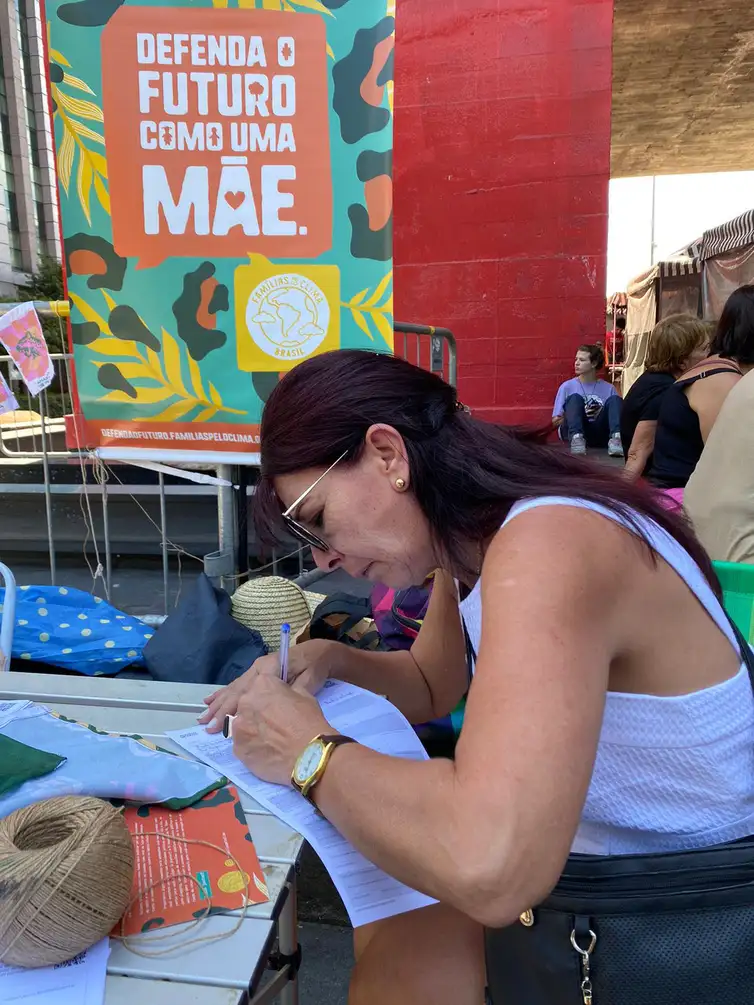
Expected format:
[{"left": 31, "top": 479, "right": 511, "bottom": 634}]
[{"left": 291, "top": 733, "right": 356, "bottom": 805}]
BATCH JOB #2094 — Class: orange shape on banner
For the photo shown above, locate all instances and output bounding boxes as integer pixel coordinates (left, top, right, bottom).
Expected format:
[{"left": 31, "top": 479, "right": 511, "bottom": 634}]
[{"left": 101, "top": 7, "right": 332, "bottom": 269}]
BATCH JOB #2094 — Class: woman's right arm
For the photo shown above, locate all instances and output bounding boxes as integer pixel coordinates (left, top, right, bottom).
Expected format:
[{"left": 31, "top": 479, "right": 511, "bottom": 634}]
[
  {"left": 623, "top": 419, "right": 657, "bottom": 480},
  {"left": 201, "top": 570, "right": 469, "bottom": 729}
]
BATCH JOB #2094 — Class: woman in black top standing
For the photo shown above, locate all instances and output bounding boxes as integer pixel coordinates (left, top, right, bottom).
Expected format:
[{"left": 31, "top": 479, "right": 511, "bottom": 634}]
[
  {"left": 648, "top": 286, "right": 754, "bottom": 491},
  {"left": 621, "top": 315, "right": 710, "bottom": 480}
]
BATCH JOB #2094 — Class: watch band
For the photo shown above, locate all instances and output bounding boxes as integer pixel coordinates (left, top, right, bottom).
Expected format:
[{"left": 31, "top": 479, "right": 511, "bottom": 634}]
[{"left": 319, "top": 734, "right": 357, "bottom": 750}]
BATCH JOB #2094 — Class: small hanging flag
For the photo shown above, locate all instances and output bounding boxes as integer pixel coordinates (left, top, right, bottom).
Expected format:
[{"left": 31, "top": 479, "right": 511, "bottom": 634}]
[
  {"left": 0, "top": 370, "right": 18, "bottom": 416},
  {"left": 0, "top": 303, "right": 53, "bottom": 396}
]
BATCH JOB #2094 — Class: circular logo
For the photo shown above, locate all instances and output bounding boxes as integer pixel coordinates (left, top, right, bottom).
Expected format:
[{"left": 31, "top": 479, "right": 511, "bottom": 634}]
[{"left": 245, "top": 274, "right": 330, "bottom": 362}]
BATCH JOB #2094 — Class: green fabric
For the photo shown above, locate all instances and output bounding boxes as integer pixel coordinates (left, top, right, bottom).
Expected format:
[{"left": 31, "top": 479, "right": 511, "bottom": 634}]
[{"left": 0, "top": 734, "right": 65, "bottom": 797}]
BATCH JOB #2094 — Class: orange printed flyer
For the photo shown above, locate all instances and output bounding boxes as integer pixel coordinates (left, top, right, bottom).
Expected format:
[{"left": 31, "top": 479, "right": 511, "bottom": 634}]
[{"left": 116, "top": 785, "right": 269, "bottom": 936}]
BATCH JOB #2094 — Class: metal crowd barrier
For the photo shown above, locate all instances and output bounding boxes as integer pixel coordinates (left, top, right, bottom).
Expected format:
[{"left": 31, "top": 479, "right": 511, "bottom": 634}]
[
  {"left": 0, "top": 303, "right": 457, "bottom": 616},
  {"left": 394, "top": 322, "right": 457, "bottom": 386}
]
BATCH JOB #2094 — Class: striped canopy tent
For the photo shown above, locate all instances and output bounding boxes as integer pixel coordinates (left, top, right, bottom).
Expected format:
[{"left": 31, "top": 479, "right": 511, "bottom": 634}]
[
  {"left": 698, "top": 210, "right": 754, "bottom": 319},
  {"left": 700, "top": 210, "right": 754, "bottom": 261}
]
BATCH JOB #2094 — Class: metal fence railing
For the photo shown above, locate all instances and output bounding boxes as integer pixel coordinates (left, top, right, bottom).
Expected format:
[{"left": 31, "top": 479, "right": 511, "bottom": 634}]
[
  {"left": 394, "top": 322, "right": 457, "bottom": 386},
  {"left": 0, "top": 352, "right": 75, "bottom": 459},
  {"left": 0, "top": 306, "right": 458, "bottom": 616}
]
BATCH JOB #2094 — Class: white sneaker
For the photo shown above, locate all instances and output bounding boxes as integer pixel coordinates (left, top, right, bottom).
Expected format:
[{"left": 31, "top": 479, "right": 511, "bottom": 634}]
[
  {"left": 570, "top": 433, "right": 587, "bottom": 456},
  {"left": 608, "top": 434, "right": 624, "bottom": 458}
]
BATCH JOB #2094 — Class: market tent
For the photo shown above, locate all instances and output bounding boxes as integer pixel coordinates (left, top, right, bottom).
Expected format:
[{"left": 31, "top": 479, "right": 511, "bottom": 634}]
[
  {"left": 699, "top": 210, "right": 754, "bottom": 319},
  {"left": 622, "top": 254, "right": 702, "bottom": 393}
]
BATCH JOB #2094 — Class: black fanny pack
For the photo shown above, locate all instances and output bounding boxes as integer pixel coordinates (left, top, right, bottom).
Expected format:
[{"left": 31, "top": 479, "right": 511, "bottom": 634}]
[{"left": 485, "top": 615, "right": 754, "bottom": 1004}]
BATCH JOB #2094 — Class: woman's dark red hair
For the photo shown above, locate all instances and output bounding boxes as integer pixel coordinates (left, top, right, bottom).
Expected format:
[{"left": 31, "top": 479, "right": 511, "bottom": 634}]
[{"left": 254, "top": 350, "right": 718, "bottom": 589}]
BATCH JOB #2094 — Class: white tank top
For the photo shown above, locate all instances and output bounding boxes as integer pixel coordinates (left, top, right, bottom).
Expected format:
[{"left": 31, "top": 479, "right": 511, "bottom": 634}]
[{"left": 459, "top": 496, "right": 754, "bottom": 855}]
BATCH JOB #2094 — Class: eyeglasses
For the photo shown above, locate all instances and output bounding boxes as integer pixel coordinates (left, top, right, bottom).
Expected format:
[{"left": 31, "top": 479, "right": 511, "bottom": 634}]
[{"left": 281, "top": 451, "right": 348, "bottom": 553}]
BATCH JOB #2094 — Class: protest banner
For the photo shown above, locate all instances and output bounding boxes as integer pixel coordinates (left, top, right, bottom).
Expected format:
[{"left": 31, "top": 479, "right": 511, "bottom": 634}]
[{"left": 46, "top": 0, "right": 394, "bottom": 460}]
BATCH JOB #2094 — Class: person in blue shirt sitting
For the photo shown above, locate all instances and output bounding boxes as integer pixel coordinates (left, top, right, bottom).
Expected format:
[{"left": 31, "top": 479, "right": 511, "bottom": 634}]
[{"left": 553, "top": 343, "right": 624, "bottom": 457}]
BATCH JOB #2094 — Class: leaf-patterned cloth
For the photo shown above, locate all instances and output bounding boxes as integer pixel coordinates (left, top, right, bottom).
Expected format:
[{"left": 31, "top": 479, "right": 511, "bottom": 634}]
[{"left": 0, "top": 703, "right": 226, "bottom": 817}]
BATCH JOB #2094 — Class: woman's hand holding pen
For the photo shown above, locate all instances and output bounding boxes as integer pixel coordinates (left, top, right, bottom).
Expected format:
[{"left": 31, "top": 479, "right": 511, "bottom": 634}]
[{"left": 198, "top": 638, "right": 336, "bottom": 733}]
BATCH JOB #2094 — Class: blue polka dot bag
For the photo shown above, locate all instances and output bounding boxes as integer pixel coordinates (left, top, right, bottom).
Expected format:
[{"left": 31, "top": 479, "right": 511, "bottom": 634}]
[{"left": 0, "top": 585, "right": 153, "bottom": 675}]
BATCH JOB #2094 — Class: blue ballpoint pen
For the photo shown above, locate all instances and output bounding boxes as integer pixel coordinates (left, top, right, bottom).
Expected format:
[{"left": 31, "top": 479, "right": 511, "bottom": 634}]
[{"left": 279, "top": 623, "right": 291, "bottom": 683}]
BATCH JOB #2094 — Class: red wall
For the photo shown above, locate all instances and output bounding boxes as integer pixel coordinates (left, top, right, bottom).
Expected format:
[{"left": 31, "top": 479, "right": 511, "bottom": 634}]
[{"left": 393, "top": 0, "right": 614, "bottom": 425}]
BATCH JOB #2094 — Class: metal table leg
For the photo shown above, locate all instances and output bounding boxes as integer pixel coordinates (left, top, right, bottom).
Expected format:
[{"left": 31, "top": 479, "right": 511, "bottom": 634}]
[{"left": 278, "top": 871, "right": 299, "bottom": 1005}]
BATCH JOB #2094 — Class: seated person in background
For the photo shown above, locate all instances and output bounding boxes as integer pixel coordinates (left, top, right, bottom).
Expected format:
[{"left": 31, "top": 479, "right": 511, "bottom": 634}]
[
  {"left": 553, "top": 344, "right": 623, "bottom": 457},
  {"left": 621, "top": 315, "right": 710, "bottom": 480},
  {"left": 648, "top": 285, "right": 754, "bottom": 494},
  {"left": 685, "top": 366, "right": 754, "bottom": 564}
]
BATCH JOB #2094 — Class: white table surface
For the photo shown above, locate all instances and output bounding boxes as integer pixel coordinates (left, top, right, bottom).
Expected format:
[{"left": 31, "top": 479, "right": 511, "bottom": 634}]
[{"left": 0, "top": 673, "right": 305, "bottom": 1003}]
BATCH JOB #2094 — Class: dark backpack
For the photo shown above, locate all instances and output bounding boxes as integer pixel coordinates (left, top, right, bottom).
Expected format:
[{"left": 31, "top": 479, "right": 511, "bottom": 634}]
[{"left": 370, "top": 581, "right": 432, "bottom": 650}]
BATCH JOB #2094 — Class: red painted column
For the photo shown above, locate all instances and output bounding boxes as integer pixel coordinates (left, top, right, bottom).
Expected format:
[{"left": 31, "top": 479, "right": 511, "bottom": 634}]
[{"left": 393, "top": 0, "right": 613, "bottom": 425}]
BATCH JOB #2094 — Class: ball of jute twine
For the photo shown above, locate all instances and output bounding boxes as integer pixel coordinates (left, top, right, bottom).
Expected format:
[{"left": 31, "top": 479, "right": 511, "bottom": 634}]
[{"left": 0, "top": 795, "right": 134, "bottom": 968}]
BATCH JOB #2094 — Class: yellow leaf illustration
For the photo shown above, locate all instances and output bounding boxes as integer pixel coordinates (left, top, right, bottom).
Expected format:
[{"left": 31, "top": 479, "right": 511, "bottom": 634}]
[
  {"left": 351, "top": 309, "right": 373, "bottom": 340},
  {"left": 98, "top": 390, "right": 135, "bottom": 404},
  {"left": 58, "top": 128, "right": 75, "bottom": 193},
  {"left": 88, "top": 150, "right": 108, "bottom": 179},
  {"left": 71, "top": 120, "right": 105, "bottom": 145},
  {"left": 55, "top": 90, "right": 104, "bottom": 122},
  {"left": 77, "top": 154, "right": 93, "bottom": 224},
  {"left": 51, "top": 51, "right": 110, "bottom": 223},
  {"left": 372, "top": 310, "right": 394, "bottom": 348},
  {"left": 49, "top": 47, "right": 71, "bottom": 68},
  {"left": 187, "top": 354, "right": 206, "bottom": 402},
  {"left": 211, "top": 0, "right": 229, "bottom": 5},
  {"left": 69, "top": 292, "right": 110, "bottom": 334},
  {"left": 161, "top": 328, "right": 188, "bottom": 397},
  {"left": 80, "top": 290, "right": 248, "bottom": 419},
  {"left": 93, "top": 174, "right": 110, "bottom": 215},
  {"left": 87, "top": 338, "right": 142, "bottom": 360},
  {"left": 363, "top": 271, "right": 392, "bottom": 309},
  {"left": 150, "top": 398, "right": 197, "bottom": 423},
  {"left": 327, "top": 43, "right": 335, "bottom": 60},
  {"left": 128, "top": 385, "right": 176, "bottom": 406},
  {"left": 349, "top": 288, "right": 369, "bottom": 308},
  {"left": 63, "top": 72, "right": 95, "bottom": 95},
  {"left": 261, "top": 0, "right": 281, "bottom": 7},
  {"left": 146, "top": 345, "right": 163, "bottom": 379}
]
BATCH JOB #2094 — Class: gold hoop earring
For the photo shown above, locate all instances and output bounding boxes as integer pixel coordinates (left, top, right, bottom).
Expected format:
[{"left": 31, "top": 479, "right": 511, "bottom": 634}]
[{"left": 395, "top": 478, "right": 406, "bottom": 491}]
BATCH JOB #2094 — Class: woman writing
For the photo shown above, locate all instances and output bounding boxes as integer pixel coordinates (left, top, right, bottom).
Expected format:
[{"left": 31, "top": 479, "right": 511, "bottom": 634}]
[
  {"left": 621, "top": 314, "right": 709, "bottom": 480},
  {"left": 204, "top": 350, "right": 754, "bottom": 1004}
]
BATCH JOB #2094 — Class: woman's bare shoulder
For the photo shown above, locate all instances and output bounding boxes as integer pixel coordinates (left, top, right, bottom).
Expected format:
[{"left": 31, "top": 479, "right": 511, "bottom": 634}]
[{"left": 487, "top": 504, "right": 645, "bottom": 589}]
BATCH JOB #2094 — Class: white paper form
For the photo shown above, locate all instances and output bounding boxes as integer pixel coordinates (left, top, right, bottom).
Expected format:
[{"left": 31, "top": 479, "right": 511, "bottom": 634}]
[
  {"left": 169, "top": 680, "right": 437, "bottom": 927},
  {"left": 0, "top": 937, "right": 109, "bottom": 1004}
]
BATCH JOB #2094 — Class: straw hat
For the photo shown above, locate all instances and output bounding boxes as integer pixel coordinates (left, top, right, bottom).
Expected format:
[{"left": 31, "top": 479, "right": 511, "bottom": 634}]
[{"left": 230, "top": 576, "right": 326, "bottom": 652}]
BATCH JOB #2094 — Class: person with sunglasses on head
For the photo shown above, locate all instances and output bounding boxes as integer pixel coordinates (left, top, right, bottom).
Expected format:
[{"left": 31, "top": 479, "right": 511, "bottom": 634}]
[{"left": 204, "top": 350, "right": 754, "bottom": 1005}]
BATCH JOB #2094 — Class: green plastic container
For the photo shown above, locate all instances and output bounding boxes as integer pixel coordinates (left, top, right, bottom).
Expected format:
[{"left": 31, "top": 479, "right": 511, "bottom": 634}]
[{"left": 714, "top": 561, "right": 754, "bottom": 645}]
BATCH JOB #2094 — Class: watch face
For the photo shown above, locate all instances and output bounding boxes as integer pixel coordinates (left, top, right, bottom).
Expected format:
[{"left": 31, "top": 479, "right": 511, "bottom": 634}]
[{"left": 294, "top": 741, "right": 324, "bottom": 785}]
